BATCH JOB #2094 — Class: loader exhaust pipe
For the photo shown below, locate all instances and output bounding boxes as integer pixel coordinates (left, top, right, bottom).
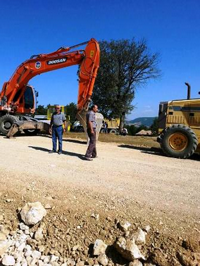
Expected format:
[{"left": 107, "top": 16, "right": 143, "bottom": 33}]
[{"left": 185, "top": 82, "right": 191, "bottom": 100}]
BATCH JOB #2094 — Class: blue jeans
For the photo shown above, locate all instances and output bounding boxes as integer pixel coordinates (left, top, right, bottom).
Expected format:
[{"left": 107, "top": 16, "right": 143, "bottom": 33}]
[{"left": 52, "top": 125, "right": 63, "bottom": 152}]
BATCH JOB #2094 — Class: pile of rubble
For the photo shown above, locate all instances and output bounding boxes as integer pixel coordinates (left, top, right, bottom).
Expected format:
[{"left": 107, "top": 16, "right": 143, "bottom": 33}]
[{"left": 0, "top": 202, "right": 199, "bottom": 265}]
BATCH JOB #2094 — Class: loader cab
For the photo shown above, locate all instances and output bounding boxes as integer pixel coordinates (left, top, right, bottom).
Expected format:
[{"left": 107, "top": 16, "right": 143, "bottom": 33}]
[{"left": 158, "top": 102, "right": 168, "bottom": 133}]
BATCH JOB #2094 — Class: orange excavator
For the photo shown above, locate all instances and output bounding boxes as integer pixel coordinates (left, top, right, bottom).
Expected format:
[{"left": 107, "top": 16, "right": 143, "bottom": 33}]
[{"left": 0, "top": 38, "right": 100, "bottom": 136}]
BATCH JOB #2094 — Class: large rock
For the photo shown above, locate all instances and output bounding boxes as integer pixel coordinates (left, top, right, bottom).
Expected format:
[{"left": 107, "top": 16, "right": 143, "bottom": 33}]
[
  {"left": 20, "top": 202, "right": 47, "bottom": 225},
  {"left": 114, "top": 237, "right": 145, "bottom": 261}
]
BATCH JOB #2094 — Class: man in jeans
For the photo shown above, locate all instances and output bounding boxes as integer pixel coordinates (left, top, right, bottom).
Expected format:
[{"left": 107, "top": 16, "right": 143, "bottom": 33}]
[
  {"left": 85, "top": 104, "right": 98, "bottom": 161},
  {"left": 49, "top": 105, "right": 66, "bottom": 154}
]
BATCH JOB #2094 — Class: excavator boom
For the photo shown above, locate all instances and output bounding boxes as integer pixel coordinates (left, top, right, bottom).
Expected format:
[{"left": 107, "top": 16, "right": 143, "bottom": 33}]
[{"left": 0, "top": 38, "right": 100, "bottom": 114}]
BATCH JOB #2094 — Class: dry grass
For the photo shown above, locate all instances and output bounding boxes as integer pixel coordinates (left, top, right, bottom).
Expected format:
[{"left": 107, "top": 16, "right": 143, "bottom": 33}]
[{"left": 64, "top": 132, "right": 160, "bottom": 149}]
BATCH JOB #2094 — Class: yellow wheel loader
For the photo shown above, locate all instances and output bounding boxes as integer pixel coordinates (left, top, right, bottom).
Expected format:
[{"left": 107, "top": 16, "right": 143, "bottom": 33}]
[{"left": 157, "top": 83, "right": 200, "bottom": 159}]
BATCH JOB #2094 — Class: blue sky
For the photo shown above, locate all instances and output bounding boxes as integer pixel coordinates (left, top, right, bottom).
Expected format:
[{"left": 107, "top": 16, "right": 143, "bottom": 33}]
[{"left": 0, "top": 0, "right": 200, "bottom": 119}]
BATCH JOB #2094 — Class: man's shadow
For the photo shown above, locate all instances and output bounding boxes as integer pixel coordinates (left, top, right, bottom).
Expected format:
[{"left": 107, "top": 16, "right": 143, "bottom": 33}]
[
  {"left": 28, "top": 146, "right": 87, "bottom": 160},
  {"left": 63, "top": 138, "right": 87, "bottom": 145}
]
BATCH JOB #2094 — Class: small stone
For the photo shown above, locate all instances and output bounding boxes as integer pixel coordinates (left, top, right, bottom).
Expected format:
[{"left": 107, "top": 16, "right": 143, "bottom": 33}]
[
  {"left": 38, "top": 245, "right": 45, "bottom": 252},
  {"left": 98, "top": 254, "right": 108, "bottom": 265},
  {"left": 17, "top": 242, "right": 26, "bottom": 252},
  {"left": 45, "top": 204, "right": 52, "bottom": 209},
  {"left": 19, "top": 223, "right": 29, "bottom": 231},
  {"left": 91, "top": 213, "right": 100, "bottom": 220},
  {"left": 6, "top": 199, "right": 13, "bottom": 203},
  {"left": 38, "top": 260, "right": 44, "bottom": 266},
  {"left": 118, "top": 221, "right": 131, "bottom": 232},
  {"left": 134, "top": 228, "right": 146, "bottom": 245},
  {"left": 93, "top": 239, "right": 107, "bottom": 255},
  {"left": 16, "top": 255, "right": 23, "bottom": 262},
  {"left": 0, "top": 240, "right": 12, "bottom": 256},
  {"left": 50, "top": 255, "right": 59, "bottom": 262},
  {"left": 26, "top": 256, "right": 32, "bottom": 264},
  {"left": 65, "top": 258, "right": 75, "bottom": 265},
  {"left": 143, "top": 225, "right": 151, "bottom": 233},
  {"left": 25, "top": 250, "right": 32, "bottom": 257},
  {"left": 43, "top": 256, "right": 50, "bottom": 263},
  {"left": 32, "top": 250, "right": 41, "bottom": 259},
  {"left": 76, "top": 262, "right": 85, "bottom": 266},
  {"left": 72, "top": 244, "right": 80, "bottom": 251},
  {"left": 0, "top": 232, "right": 7, "bottom": 241},
  {"left": 129, "top": 260, "right": 143, "bottom": 266},
  {"left": 21, "top": 258, "right": 28, "bottom": 266},
  {"left": 24, "top": 245, "right": 32, "bottom": 252},
  {"left": 34, "top": 227, "right": 43, "bottom": 240},
  {"left": 2, "top": 255, "right": 15, "bottom": 265}
]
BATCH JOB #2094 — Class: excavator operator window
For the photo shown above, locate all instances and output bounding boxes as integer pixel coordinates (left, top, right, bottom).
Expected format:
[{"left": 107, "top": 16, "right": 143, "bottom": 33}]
[{"left": 24, "top": 86, "right": 34, "bottom": 109}]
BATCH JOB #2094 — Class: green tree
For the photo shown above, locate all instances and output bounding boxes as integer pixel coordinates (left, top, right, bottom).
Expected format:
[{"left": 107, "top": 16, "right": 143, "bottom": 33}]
[
  {"left": 125, "top": 125, "right": 137, "bottom": 136},
  {"left": 136, "top": 125, "right": 148, "bottom": 133},
  {"left": 65, "top": 102, "right": 77, "bottom": 124},
  {"left": 35, "top": 105, "right": 47, "bottom": 115},
  {"left": 92, "top": 39, "right": 160, "bottom": 131}
]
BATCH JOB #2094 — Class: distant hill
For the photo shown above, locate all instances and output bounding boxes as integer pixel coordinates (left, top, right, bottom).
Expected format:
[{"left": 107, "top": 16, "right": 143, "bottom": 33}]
[{"left": 126, "top": 117, "right": 157, "bottom": 127}]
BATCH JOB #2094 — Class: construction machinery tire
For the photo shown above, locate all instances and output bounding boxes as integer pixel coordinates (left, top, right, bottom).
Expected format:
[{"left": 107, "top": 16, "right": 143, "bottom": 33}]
[
  {"left": 109, "top": 129, "right": 117, "bottom": 134},
  {"left": 160, "top": 124, "right": 198, "bottom": 159},
  {"left": 0, "top": 115, "right": 18, "bottom": 135},
  {"left": 24, "top": 129, "right": 39, "bottom": 136}
]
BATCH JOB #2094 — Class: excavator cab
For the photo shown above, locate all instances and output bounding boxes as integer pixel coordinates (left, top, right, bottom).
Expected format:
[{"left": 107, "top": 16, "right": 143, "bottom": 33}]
[
  {"left": 24, "top": 86, "right": 35, "bottom": 110},
  {"left": 12, "top": 85, "right": 36, "bottom": 114}
]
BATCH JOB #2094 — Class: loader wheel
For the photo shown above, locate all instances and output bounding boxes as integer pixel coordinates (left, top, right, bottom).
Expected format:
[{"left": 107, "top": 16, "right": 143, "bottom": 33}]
[
  {"left": 0, "top": 115, "right": 17, "bottom": 135},
  {"left": 109, "top": 129, "right": 117, "bottom": 134},
  {"left": 160, "top": 125, "right": 198, "bottom": 159},
  {"left": 24, "top": 129, "right": 39, "bottom": 136}
]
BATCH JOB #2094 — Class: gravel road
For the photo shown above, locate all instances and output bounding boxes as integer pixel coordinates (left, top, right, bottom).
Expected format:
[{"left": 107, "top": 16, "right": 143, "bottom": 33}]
[{"left": 0, "top": 134, "right": 200, "bottom": 238}]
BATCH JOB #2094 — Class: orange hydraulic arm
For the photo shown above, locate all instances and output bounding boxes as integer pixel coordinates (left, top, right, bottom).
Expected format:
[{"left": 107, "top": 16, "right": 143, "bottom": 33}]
[{"left": 0, "top": 38, "right": 100, "bottom": 114}]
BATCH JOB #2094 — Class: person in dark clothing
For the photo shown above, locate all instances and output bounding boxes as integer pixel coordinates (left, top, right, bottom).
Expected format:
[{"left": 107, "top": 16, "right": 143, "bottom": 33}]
[
  {"left": 49, "top": 105, "right": 66, "bottom": 155},
  {"left": 85, "top": 104, "right": 98, "bottom": 161},
  {"left": 104, "top": 121, "right": 108, "bottom": 133}
]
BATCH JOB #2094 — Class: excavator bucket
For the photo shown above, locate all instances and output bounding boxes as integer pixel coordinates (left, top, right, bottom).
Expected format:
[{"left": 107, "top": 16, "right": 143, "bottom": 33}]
[
  {"left": 76, "top": 110, "right": 103, "bottom": 140},
  {"left": 6, "top": 120, "right": 50, "bottom": 138}
]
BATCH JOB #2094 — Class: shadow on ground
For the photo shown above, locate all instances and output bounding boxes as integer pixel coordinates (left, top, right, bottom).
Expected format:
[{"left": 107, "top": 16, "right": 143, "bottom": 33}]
[
  {"left": 38, "top": 134, "right": 87, "bottom": 145},
  {"left": 63, "top": 138, "right": 87, "bottom": 145},
  {"left": 28, "top": 145, "right": 87, "bottom": 160},
  {"left": 118, "top": 144, "right": 200, "bottom": 161},
  {"left": 118, "top": 144, "right": 164, "bottom": 156}
]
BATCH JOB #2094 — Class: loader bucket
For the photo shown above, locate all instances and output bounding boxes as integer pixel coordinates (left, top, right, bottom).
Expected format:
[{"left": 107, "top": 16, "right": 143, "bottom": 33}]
[{"left": 76, "top": 110, "right": 103, "bottom": 140}]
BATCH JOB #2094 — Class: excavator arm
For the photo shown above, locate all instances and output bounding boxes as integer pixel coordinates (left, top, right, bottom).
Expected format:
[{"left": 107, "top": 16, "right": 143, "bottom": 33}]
[{"left": 0, "top": 38, "right": 100, "bottom": 114}]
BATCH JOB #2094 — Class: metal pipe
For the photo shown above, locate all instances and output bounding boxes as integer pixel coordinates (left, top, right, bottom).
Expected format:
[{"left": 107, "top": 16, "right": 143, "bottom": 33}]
[{"left": 185, "top": 82, "right": 191, "bottom": 100}]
